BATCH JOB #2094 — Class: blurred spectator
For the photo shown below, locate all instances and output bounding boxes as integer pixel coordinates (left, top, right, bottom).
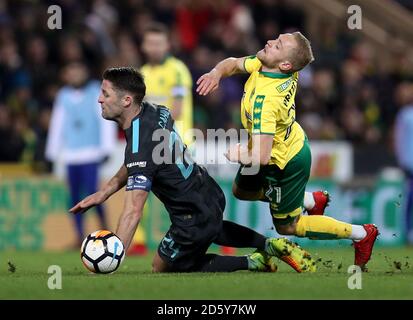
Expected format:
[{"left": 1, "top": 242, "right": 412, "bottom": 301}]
[
  {"left": 33, "top": 108, "right": 52, "bottom": 173},
  {"left": 24, "top": 35, "right": 57, "bottom": 103},
  {"left": 0, "top": 38, "right": 31, "bottom": 102},
  {"left": 58, "top": 35, "right": 84, "bottom": 65},
  {"left": 396, "top": 0, "right": 413, "bottom": 11},
  {"left": 0, "top": 105, "right": 24, "bottom": 161},
  {"left": 45, "top": 61, "right": 117, "bottom": 246},
  {"left": 394, "top": 82, "right": 413, "bottom": 244},
  {"left": 140, "top": 22, "right": 193, "bottom": 143},
  {"left": 0, "top": 0, "right": 411, "bottom": 170}
]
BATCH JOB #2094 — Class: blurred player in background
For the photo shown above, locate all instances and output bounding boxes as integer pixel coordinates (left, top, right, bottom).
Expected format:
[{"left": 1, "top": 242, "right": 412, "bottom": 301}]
[
  {"left": 46, "top": 61, "right": 117, "bottom": 247},
  {"left": 70, "top": 67, "right": 316, "bottom": 273},
  {"left": 394, "top": 82, "right": 413, "bottom": 245},
  {"left": 141, "top": 22, "right": 193, "bottom": 144},
  {"left": 197, "top": 32, "right": 379, "bottom": 271}
]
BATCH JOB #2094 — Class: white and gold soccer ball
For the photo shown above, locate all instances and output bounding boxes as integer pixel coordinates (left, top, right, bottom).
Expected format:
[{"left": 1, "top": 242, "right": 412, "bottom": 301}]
[{"left": 80, "top": 230, "right": 125, "bottom": 274}]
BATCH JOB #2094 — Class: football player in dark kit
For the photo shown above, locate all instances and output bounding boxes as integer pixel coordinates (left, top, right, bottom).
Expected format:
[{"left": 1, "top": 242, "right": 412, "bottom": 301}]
[{"left": 70, "top": 67, "right": 316, "bottom": 273}]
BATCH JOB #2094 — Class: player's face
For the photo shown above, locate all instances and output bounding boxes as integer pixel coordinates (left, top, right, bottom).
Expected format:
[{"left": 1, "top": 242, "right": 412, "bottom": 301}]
[
  {"left": 257, "top": 33, "right": 296, "bottom": 71},
  {"left": 63, "top": 63, "right": 88, "bottom": 87},
  {"left": 142, "top": 32, "right": 170, "bottom": 64},
  {"left": 98, "top": 80, "right": 123, "bottom": 120}
]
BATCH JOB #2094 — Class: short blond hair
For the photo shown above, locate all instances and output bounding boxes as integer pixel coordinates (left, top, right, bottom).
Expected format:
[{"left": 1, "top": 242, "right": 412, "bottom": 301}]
[{"left": 289, "top": 32, "right": 314, "bottom": 72}]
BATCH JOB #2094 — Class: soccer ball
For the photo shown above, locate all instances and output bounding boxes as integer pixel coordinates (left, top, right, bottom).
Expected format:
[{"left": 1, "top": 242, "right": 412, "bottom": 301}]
[{"left": 80, "top": 230, "right": 125, "bottom": 274}]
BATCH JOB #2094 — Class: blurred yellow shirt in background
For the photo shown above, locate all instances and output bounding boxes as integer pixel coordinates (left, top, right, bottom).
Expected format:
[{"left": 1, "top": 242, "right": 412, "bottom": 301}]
[{"left": 141, "top": 56, "right": 193, "bottom": 144}]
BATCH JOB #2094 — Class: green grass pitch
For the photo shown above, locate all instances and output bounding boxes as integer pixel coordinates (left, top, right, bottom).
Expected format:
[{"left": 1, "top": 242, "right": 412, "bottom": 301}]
[{"left": 1, "top": 247, "right": 412, "bottom": 299}]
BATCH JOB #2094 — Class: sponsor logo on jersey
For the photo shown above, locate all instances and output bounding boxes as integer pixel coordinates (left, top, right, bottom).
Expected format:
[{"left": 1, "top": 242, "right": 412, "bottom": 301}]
[
  {"left": 276, "top": 78, "right": 292, "bottom": 93},
  {"left": 134, "top": 175, "right": 147, "bottom": 184},
  {"left": 126, "top": 161, "right": 147, "bottom": 168},
  {"left": 126, "top": 174, "right": 152, "bottom": 191}
]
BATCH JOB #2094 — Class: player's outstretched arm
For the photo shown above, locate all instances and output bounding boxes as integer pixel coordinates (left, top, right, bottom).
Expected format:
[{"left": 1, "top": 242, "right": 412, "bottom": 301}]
[
  {"left": 69, "top": 164, "right": 128, "bottom": 214},
  {"left": 116, "top": 189, "right": 148, "bottom": 250},
  {"left": 196, "top": 56, "right": 248, "bottom": 96},
  {"left": 69, "top": 191, "right": 107, "bottom": 214}
]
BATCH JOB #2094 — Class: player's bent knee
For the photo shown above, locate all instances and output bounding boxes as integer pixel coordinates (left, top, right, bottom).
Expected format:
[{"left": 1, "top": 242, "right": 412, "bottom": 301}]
[
  {"left": 151, "top": 260, "right": 162, "bottom": 273},
  {"left": 232, "top": 183, "right": 243, "bottom": 199},
  {"left": 273, "top": 214, "right": 299, "bottom": 235},
  {"left": 275, "top": 225, "right": 295, "bottom": 236},
  {"left": 274, "top": 223, "right": 297, "bottom": 235},
  {"left": 232, "top": 183, "right": 260, "bottom": 200}
]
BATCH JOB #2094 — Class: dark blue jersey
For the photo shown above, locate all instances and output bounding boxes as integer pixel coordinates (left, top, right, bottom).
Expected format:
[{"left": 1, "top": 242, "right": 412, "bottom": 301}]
[{"left": 123, "top": 102, "right": 224, "bottom": 225}]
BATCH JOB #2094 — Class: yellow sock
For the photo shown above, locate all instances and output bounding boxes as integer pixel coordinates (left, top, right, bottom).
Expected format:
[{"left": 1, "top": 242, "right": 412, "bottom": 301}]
[{"left": 295, "top": 215, "right": 352, "bottom": 239}]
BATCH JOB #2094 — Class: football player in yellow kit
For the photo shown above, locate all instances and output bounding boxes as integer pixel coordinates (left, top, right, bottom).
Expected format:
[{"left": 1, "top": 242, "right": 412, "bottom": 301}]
[
  {"left": 197, "top": 32, "right": 378, "bottom": 271},
  {"left": 141, "top": 23, "right": 193, "bottom": 145}
]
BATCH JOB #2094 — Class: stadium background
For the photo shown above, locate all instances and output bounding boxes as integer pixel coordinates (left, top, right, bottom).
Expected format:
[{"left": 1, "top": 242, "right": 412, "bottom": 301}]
[{"left": 1, "top": 0, "right": 413, "bottom": 252}]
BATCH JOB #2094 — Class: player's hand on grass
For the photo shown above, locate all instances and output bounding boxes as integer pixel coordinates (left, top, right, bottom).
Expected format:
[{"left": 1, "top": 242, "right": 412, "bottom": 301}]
[
  {"left": 69, "top": 191, "right": 107, "bottom": 214},
  {"left": 196, "top": 68, "right": 221, "bottom": 96}
]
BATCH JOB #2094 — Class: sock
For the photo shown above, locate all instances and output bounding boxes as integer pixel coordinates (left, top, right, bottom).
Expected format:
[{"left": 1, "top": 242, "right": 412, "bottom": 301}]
[
  {"left": 295, "top": 215, "right": 352, "bottom": 239},
  {"left": 96, "top": 204, "right": 107, "bottom": 230},
  {"left": 350, "top": 225, "right": 367, "bottom": 241},
  {"left": 303, "top": 191, "right": 315, "bottom": 210},
  {"left": 195, "top": 254, "right": 249, "bottom": 272},
  {"left": 213, "top": 221, "right": 266, "bottom": 250}
]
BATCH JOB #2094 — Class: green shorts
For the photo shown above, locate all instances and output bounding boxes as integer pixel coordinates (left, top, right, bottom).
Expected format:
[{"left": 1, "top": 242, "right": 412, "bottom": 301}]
[{"left": 234, "top": 139, "right": 311, "bottom": 224}]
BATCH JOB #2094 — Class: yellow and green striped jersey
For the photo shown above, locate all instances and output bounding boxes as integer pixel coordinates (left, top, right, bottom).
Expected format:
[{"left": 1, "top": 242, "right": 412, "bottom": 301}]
[
  {"left": 141, "top": 56, "right": 193, "bottom": 144},
  {"left": 241, "top": 56, "right": 306, "bottom": 169}
]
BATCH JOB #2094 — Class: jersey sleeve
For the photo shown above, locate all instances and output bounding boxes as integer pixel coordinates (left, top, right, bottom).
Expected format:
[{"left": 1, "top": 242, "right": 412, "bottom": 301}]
[
  {"left": 251, "top": 96, "right": 277, "bottom": 135},
  {"left": 243, "top": 56, "right": 262, "bottom": 74}
]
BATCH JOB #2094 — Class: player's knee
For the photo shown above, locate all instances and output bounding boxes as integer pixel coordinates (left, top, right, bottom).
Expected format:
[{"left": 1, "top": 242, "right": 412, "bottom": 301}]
[
  {"left": 152, "top": 260, "right": 166, "bottom": 273},
  {"left": 152, "top": 254, "right": 169, "bottom": 273},
  {"left": 232, "top": 183, "right": 244, "bottom": 199},
  {"left": 151, "top": 259, "right": 160, "bottom": 272},
  {"left": 232, "top": 183, "right": 260, "bottom": 200},
  {"left": 274, "top": 223, "right": 296, "bottom": 235}
]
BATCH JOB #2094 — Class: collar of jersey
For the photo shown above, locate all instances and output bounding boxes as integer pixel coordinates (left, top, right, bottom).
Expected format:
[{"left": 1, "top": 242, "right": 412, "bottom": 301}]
[
  {"left": 160, "top": 54, "right": 172, "bottom": 65},
  {"left": 259, "top": 71, "right": 292, "bottom": 79},
  {"left": 146, "top": 55, "right": 171, "bottom": 66}
]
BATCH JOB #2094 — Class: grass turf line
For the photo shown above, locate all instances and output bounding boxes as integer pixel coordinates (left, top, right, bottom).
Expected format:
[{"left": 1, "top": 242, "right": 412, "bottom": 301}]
[{"left": 0, "top": 247, "right": 412, "bottom": 299}]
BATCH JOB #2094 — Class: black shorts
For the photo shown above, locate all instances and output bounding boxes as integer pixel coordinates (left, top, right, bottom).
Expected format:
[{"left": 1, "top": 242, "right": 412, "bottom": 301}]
[{"left": 157, "top": 173, "right": 226, "bottom": 271}]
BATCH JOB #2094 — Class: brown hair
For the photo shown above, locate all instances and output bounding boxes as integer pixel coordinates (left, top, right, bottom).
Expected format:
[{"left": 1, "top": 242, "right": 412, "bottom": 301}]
[
  {"left": 102, "top": 67, "right": 146, "bottom": 105},
  {"left": 289, "top": 32, "right": 315, "bottom": 72},
  {"left": 143, "top": 22, "right": 169, "bottom": 38}
]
